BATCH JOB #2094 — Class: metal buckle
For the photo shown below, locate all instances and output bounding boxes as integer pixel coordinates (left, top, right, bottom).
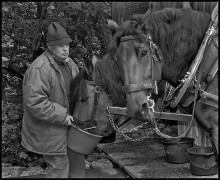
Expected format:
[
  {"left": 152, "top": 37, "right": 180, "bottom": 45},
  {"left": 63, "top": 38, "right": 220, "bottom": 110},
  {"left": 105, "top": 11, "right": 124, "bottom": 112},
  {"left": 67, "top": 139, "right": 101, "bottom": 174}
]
[
  {"left": 95, "top": 86, "right": 100, "bottom": 93},
  {"left": 147, "top": 95, "right": 155, "bottom": 112}
]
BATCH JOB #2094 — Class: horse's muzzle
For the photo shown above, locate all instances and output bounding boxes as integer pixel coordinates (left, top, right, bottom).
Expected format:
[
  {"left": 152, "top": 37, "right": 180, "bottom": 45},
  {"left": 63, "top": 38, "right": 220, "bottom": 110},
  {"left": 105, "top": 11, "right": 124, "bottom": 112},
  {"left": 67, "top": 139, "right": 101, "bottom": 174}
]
[{"left": 140, "top": 99, "right": 155, "bottom": 120}]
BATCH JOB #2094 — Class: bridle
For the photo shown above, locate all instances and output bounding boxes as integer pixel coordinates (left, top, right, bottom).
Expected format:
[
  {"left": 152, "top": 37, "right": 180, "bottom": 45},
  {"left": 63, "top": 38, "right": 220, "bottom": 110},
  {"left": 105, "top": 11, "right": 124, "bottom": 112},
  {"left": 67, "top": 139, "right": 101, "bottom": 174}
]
[
  {"left": 86, "top": 80, "right": 108, "bottom": 122},
  {"left": 85, "top": 80, "right": 156, "bottom": 141},
  {"left": 119, "top": 34, "right": 163, "bottom": 112},
  {"left": 75, "top": 80, "right": 115, "bottom": 136}
]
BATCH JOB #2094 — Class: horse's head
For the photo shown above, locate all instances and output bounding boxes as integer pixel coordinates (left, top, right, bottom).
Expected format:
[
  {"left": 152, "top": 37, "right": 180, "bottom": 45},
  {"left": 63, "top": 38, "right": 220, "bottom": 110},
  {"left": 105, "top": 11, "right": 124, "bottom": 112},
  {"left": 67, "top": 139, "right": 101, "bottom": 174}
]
[
  {"left": 69, "top": 57, "right": 115, "bottom": 136},
  {"left": 108, "top": 19, "right": 162, "bottom": 120}
]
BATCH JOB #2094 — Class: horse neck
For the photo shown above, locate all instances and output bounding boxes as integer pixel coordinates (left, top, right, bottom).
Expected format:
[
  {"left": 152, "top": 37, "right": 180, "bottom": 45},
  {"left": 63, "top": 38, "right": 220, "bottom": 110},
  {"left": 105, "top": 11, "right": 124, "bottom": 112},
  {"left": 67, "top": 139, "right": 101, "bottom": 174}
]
[
  {"left": 149, "top": 9, "right": 210, "bottom": 87},
  {"left": 94, "top": 57, "right": 126, "bottom": 107}
]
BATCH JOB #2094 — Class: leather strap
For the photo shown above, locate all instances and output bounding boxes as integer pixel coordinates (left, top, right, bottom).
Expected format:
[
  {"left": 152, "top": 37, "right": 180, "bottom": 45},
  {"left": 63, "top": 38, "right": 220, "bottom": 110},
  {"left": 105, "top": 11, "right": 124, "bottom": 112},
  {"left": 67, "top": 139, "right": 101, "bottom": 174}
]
[
  {"left": 120, "top": 35, "right": 139, "bottom": 42},
  {"left": 85, "top": 80, "right": 96, "bottom": 86},
  {"left": 153, "top": 69, "right": 203, "bottom": 141},
  {"left": 90, "top": 89, "right": 99, "bottom": 121},
  {"left": 122, "top": 82, "right": 153, "bottom": 93}
]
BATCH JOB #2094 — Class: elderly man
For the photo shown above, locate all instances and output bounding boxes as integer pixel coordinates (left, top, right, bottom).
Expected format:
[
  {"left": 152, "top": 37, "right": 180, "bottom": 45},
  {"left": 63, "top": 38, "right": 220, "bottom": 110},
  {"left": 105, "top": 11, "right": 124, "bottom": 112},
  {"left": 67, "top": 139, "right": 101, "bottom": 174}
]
[{"left": 21, "top": 22, "right": 85, "bottom": 178}]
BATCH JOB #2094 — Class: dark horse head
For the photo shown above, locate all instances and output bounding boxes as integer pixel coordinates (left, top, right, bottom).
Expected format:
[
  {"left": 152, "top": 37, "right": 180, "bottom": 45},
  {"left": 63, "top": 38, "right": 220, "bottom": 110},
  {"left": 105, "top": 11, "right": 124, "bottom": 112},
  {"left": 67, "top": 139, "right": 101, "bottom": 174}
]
[{"left": 94, "top": 20, "right": 157, "bottom": 121}]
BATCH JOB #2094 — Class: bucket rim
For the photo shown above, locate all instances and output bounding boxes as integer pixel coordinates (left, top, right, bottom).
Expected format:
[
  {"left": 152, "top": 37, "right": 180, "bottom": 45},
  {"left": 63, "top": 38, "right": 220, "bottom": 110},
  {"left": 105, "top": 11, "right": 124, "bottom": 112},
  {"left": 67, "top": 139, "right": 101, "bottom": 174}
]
[
  {"left": 69, "top": 126, "right": 103, "bottom": 138},
  {"left": 161, "top": 137, "right": 194, "bottom": 144},
  {"left": 187, "top": 147, "right": 215, "bottom": 156}
]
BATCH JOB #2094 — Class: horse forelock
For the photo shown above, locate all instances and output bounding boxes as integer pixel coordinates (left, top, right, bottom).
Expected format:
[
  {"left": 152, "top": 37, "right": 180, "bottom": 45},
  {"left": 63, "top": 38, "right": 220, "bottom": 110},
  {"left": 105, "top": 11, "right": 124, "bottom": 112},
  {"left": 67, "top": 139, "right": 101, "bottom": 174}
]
[
  {"left": 109, "top": 20, "right": 149, "bottom": 51},
  {"left": 141, "top": 8, "right": 210, "bottom": 86}
]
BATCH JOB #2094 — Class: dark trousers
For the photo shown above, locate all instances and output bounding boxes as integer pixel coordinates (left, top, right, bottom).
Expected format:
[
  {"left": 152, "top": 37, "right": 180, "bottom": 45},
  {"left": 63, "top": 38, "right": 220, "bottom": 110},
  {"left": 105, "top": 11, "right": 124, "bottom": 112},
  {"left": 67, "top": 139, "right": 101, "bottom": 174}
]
[{"left": 43, "top": 147, "right": 85, "bottom": 178}]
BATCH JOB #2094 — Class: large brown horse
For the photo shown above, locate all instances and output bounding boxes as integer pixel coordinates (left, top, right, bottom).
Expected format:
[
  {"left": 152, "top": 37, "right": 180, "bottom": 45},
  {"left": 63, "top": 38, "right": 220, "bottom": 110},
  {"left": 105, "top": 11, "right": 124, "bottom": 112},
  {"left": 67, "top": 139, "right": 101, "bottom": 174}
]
[{"left": 108, "top": 5, "right": 218, "bottom": 153}]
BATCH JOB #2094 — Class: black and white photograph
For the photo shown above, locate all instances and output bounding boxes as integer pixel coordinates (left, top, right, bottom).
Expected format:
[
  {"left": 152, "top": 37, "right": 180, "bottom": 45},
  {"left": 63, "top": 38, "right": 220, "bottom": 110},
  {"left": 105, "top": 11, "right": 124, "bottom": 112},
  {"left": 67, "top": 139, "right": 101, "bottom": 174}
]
[{"left": 2, "top": 1, "right": 218, "bottom": 178}]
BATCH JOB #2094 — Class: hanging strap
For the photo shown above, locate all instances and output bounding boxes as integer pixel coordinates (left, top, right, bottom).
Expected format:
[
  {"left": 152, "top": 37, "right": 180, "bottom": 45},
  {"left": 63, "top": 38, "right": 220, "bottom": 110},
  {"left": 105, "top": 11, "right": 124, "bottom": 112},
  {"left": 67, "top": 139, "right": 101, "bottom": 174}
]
[{"left": 153, "top": 68, "right": 203, "bottom": 142}]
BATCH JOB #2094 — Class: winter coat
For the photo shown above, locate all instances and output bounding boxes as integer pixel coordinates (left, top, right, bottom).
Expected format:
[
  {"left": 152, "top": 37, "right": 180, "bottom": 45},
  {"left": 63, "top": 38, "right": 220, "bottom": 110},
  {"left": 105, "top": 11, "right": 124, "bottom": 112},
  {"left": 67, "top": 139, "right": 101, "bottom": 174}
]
[{"left": 21, "top": 49, "right": 79, "bottom": 155}]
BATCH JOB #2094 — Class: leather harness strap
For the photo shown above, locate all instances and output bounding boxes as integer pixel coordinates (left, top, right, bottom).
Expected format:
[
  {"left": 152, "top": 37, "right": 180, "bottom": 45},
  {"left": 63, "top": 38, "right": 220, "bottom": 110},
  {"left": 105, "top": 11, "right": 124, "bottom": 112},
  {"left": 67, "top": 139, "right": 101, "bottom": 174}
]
[
  {"left": 85, "top": 80, "right": 100, "bottom": 121},
  {"left": 153, "top": 68, "right": 203, "bottom": 141},
  {"left": 122, "top": 82, "right": 153, "bottom": 93},
  {"left": 120, "top": 35, "right": 139, "bottom": 42}
]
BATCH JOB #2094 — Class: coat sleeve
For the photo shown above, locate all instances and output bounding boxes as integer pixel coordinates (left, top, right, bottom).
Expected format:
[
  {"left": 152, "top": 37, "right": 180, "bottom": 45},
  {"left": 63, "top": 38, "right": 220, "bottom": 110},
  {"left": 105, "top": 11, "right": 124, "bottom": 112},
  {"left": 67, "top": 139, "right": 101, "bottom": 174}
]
[{"left": 23, "top": 64, "right": 68, "bottom": 125}]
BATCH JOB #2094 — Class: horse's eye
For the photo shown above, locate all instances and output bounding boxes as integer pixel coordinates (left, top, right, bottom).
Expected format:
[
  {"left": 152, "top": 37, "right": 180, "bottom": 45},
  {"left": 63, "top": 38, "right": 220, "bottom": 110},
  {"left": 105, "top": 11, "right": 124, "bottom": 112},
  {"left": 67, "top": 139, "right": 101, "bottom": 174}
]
[{"left": 141, "top": 50, "right": 148, "bottom": 57}]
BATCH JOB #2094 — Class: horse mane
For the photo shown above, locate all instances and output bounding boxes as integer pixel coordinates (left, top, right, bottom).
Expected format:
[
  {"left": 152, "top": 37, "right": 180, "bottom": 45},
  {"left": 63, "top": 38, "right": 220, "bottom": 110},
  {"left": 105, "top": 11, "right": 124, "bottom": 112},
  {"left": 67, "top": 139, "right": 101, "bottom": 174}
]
[
  {"left": 94, "top": 20, "right": 149, "bottom": 107},
  {"left": 69, "top": 69, "right": 89, "bottom": 115},
  {"left": 94, "top": 56, "right": 126, "bottom": 107},
  {"left": 140, "top": 8, "right": 211, "bottom": 86}
]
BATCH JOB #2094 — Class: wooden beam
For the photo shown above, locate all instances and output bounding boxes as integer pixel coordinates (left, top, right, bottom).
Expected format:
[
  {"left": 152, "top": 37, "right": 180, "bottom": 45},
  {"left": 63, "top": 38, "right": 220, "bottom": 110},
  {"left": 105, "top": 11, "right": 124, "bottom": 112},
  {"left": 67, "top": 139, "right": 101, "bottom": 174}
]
[{"left": 108, "top": 106, "right": 192, "bottom": 122}]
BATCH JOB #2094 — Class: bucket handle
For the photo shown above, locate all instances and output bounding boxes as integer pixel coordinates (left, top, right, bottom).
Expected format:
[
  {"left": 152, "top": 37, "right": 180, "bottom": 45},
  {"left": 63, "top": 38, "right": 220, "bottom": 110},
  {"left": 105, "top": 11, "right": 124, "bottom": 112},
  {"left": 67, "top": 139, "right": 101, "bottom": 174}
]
[{"left": 187, "top": 153, "right": 217, "bottom": 170}]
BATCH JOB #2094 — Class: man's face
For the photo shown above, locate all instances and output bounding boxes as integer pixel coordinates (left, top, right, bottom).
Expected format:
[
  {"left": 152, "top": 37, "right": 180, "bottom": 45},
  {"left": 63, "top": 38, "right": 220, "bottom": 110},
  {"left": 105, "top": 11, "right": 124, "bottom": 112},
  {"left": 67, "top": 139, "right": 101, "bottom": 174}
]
[{"left": 48, "top": 44, "right": 70, "bottom": 61}]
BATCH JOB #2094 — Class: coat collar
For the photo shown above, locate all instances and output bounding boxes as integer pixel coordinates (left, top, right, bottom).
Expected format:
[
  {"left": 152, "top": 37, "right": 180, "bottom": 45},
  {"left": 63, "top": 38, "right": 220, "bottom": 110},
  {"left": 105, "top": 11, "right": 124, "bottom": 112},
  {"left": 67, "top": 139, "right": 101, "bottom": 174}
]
[
  {"left": 44, "top": 49, "right": 60, "bottom": 70},
  {"left": 44, "top": 49, "right": 75, "bottom": 78}
]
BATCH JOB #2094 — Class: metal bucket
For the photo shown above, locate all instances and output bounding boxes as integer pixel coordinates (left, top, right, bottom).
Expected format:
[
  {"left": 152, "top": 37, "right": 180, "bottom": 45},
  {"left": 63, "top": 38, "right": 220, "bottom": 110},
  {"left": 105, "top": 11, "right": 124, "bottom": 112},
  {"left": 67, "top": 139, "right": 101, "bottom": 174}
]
[
  {"left": 161, "top": 137, "right": 194, "bottom": 164},
  {"left": 187, "top": 147, "right": 217, "bottom": 176},
  {"left": 67, "top": 126, "right": 103, "bottom": 155}
]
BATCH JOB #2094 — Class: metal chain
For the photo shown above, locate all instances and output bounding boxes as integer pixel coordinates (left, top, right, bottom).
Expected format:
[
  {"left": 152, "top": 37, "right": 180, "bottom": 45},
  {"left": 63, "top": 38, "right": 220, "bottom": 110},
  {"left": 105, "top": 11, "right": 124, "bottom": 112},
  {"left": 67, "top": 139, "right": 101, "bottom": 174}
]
[
  {"left": 70, "top": 118, "right": 97, "bottom": 131},
  {"left": 106, "top": 108, "right": 155, "bottom": 142},
  {"left": 157, "top": 71, "right": 202, "bottom": 112},
  {"left": 157, "top": 82, "right": 182, "bottom": 111}
]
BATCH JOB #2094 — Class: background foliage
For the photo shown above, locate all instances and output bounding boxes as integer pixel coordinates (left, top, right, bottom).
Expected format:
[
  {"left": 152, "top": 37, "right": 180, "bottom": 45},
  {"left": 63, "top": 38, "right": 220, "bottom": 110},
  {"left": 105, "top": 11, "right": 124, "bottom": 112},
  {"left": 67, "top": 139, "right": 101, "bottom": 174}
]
[{"left": 2, "top": 1, "right": 112, "bottom": 167}]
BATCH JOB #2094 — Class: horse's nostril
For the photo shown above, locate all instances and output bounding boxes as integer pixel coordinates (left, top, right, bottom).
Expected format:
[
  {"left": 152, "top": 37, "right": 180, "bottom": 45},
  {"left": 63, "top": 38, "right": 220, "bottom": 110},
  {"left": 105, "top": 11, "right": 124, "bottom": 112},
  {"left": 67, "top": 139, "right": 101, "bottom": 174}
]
[{"left": 140, "top": 101, "right": 149, "bottom": 117}]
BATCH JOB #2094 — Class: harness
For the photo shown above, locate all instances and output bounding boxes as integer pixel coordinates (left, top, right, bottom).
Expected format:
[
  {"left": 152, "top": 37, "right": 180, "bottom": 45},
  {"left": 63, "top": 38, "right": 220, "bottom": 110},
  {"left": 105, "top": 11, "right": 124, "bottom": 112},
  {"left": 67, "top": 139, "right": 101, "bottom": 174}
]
[
  {"left": 171, "top": 7, "right": 218, "bottom": 109},
  {"left": 107, "top": 4, "right": 218, "bottom": 144},
  {"left": 155, "top": 7, "right": 218, "bottom": 145},
  {"left": 145, "top": 4, "right": 218, "bottom": 160}
]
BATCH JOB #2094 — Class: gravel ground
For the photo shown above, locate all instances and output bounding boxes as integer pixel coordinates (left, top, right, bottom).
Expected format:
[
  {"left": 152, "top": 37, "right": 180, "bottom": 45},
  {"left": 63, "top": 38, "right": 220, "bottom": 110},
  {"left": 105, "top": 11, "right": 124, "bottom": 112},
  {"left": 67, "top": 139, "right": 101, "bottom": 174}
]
[
  {"left": 98, "top": 137, "right": 218, "bottom": 178},
  {"left": 2, "top": 149, "right": 128, "bottom": 178}
]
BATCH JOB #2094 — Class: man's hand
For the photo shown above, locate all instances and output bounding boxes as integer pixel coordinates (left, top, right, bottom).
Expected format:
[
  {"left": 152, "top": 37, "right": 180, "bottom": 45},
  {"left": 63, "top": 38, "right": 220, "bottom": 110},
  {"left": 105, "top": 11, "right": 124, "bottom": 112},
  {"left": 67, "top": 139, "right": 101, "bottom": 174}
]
[
  {"left": 77, "top": 61, "right": 84, "bottom": 70},
  {"left": 64, "top": 115, "right": 74, "bottom": 126}
]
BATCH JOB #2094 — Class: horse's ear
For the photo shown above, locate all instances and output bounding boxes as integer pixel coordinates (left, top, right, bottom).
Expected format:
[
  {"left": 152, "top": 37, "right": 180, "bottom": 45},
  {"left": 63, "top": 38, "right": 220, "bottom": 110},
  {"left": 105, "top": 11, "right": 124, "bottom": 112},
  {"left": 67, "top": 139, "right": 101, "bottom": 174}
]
[
  {"left": 107, "top": 19, "right": 119, "bottom": 36},
  {"left": 138, "top": 8, "right": 152, "bottom": 33},
  {"left": 92, "top": 55, "right": 98, "bottom": 68},
  {"left": 141, "top": 8, "right": 152, "bottom": 24},
  {"left": 182, "top": 2, "right": 191, "bottom": 9}
]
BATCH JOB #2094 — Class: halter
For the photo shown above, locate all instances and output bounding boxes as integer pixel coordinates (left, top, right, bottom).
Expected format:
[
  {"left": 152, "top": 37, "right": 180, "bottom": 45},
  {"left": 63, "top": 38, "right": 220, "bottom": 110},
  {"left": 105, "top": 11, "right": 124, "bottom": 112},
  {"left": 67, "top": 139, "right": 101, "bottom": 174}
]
[
  {"left": 85, "top": 80, "right": 99, "bottom": 121},
  {"left": 119, "top": 34, "right": 162, "bottom": 95},
  {"left": 86, "top": 80, "right": 157, "bottom": 141}
]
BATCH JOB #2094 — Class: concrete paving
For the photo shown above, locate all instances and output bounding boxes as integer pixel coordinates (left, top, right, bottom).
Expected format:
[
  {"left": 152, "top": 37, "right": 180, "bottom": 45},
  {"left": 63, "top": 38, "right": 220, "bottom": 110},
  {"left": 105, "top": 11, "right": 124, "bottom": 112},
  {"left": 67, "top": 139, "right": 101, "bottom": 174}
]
[{"left": 97, "top": 136, "right": 218, "bottom": 178}]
